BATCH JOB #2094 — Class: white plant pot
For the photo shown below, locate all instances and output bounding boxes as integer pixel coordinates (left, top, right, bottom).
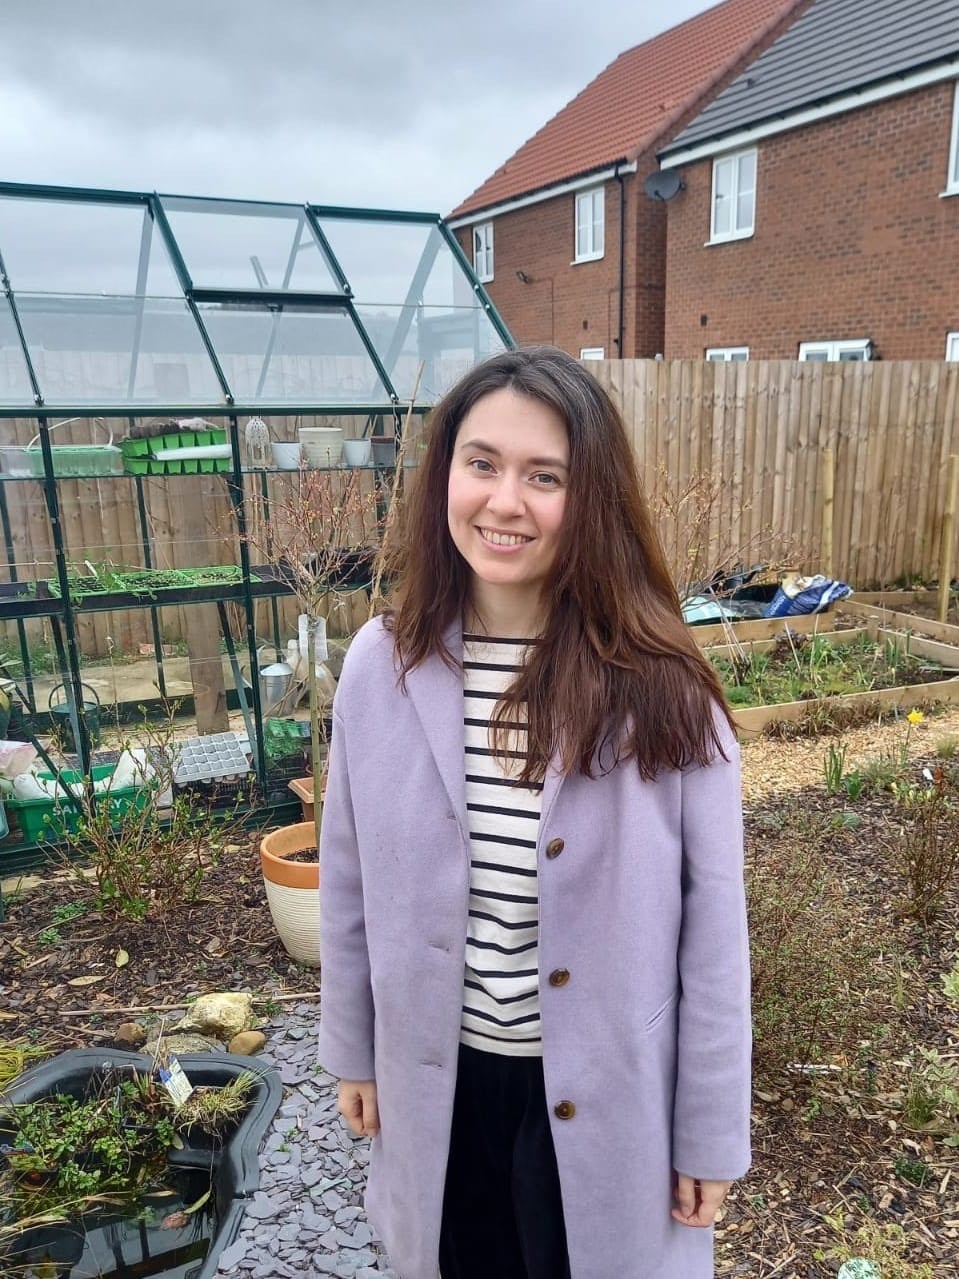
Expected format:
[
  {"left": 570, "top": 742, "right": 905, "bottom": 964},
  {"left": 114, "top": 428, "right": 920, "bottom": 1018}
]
[
  {"left": 342, "top": 438, "right": 372, "bottom": 467},
  {"left": 299, "top": 427, "right": 344, "bottom": 469},
  {"left": 271, "top": 441, "right": 302, "bottom": 470}
]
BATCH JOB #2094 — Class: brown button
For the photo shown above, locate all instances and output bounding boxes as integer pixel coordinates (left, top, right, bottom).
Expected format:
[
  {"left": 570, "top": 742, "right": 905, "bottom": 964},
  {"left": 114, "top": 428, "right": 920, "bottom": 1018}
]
[
  {"left": 554, "top": 1100, "right": 576, "bottom": 1120},
  {"left": 545, "top": 838, "right": 565, "bottom": 858},
  {"left": 549, "top": 968, "right": 570, "bottom": 987}
]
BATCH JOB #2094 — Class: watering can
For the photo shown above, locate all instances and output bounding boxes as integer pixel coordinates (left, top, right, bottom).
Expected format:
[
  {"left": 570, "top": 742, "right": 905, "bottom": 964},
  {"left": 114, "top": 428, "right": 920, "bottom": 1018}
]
[
  {"left": 258, "top": 662, "right": 294, "bottom": 716},
  {"left": 48, "top": 682, "right": 102, "bottom": 752}
]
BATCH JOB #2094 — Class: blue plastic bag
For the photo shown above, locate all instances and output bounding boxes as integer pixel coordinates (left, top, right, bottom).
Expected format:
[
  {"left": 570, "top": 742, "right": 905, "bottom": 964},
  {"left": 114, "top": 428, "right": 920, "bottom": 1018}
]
[{"left": 765, "top": 575, "right": 852, "bottom": 618}]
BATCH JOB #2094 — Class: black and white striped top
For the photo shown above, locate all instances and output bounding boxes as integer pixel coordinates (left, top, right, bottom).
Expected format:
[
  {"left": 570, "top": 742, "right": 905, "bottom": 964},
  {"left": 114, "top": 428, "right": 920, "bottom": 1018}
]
[{"left": 460, "top": 634, "right": 542, "bottom": 1057}]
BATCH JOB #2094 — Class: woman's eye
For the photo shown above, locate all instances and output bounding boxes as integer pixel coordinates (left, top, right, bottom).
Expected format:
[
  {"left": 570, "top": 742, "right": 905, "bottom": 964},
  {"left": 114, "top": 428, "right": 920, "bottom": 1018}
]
[
  {"left": 470, "top": 458, "right": 495, "bottom": 473},
  {"left": 532, "top": 472, "right": 560, "bottom": 486}
]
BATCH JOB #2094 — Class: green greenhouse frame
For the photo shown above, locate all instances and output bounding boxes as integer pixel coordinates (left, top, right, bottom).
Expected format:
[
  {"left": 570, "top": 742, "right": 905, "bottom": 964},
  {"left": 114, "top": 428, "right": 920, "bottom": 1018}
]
[{"left": 0, "top": 180, "right": 513, "bottom": 866}]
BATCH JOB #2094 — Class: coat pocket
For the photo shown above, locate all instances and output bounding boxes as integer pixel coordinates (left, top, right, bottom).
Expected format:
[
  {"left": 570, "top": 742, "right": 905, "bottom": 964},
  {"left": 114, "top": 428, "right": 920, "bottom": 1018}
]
[{"left": 644, "top": 988, "right": 680, "bottom": 1033}]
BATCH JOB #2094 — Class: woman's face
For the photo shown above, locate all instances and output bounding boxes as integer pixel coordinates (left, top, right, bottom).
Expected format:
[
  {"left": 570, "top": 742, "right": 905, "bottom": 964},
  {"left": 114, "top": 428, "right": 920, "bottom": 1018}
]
[{"left": 447, "top": 387, "right": 570, "bottom": 609}]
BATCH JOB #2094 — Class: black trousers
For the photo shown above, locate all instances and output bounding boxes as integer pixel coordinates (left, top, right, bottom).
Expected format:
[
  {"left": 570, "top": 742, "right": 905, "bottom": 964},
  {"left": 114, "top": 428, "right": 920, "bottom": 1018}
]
[{"left": 439, "top": 1043, "right": 572, "bottom": 1279}]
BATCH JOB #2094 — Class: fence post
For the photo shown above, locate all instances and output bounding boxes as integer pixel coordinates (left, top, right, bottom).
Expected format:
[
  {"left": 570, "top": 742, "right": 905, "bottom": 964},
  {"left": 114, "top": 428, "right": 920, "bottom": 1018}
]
[
  {"left": 938, "top": 454, "right": 959, "bottom": 624},
  {"left": 821, "top": 449, "right": 835, "bottom": 578}
]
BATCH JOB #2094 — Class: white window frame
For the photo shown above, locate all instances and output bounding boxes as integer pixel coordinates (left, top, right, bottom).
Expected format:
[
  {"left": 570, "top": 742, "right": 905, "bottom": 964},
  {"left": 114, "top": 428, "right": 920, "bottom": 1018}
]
[
  {"left": 472, "top": 222, "right": 494, "bottom": 282},
  {"left": 947, "top": 332, "right": 959, "bottom": 360},
  {"left": 580, "top": 347, "right": 605, "bottom": 360},
  {"left": 706, "top": 346, "right": 749, "bottom": 361},
  {"left": 708, "top": 148, "right": 757, "bottom": 244},
  {"left": 574, "top": 187, "right": 605, "bottom": 262},
  {"left": 799, "top": 339, "right": 872, "bottom": 362},
  {"left": 946, "top": 81, "right": 959, "bottom": 195}
]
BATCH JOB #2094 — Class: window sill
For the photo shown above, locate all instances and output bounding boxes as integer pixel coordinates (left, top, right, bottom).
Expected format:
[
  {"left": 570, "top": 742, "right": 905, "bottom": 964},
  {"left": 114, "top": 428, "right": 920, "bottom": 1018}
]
[
  {"left": 705, "top": 230, "right": 754, "bottom": 247},
  {"left": 476, "top": 274, "right": 494, "bottom": 284},
  {"left": 571, "top": 252, "right": 604, "bottom": 265},
  {"left": 938, "top": 187, "right": 959, "bottom": 199}
]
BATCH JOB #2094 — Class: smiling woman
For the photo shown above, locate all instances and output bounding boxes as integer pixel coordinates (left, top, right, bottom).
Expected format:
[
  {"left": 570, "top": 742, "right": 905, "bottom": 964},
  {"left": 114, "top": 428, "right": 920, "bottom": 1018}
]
[
  {"left": 446, "top": 388, "right": 569, "bottom": 636},
  {"left": 318, "top": 346, "right": 751, "bottom": 1279}
]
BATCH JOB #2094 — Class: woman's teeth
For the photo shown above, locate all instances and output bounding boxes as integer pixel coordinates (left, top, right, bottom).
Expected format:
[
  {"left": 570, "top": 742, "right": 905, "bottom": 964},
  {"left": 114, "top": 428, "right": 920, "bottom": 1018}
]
[{"left": 481, "top": 530, "right": 531, "bottom": 546}]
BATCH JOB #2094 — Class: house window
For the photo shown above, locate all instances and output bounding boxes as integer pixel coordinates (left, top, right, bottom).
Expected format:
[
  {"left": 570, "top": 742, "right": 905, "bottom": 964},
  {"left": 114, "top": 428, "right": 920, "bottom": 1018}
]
[
  {"left": 948, "top": 82, "right": 959, "bottom": 193},
  {"left": 710, "top": 149, "right": 756, "bottom": 242},
  {"left": 947, "top": 332, "right": 959, "bottom": 360},
  {"left": 799, "top": 339, "right": 872, "bottom": 362},
  {"left": 473, "top": 223, "right": 493, "bottom": 282},
  {"left": 706, "top": 347, "right": 749, "bottom": 361},
  {"left": 580, "top": 347, "right": 605, "bottom": 360},
  {"left": 574, "top": 188, "right": 605, "bottom": 262}
]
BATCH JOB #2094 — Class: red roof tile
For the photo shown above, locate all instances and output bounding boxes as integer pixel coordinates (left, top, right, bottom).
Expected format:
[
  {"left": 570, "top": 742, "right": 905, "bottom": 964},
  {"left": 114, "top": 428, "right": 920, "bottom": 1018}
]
[{"left": 449, "top": 0, "right": 805, "bottom": 219}]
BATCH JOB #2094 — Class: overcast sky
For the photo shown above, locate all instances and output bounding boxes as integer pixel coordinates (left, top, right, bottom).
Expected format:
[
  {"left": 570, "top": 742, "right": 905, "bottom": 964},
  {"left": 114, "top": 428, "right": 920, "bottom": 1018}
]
[{"left": 2, "top": 0, "right": 716, "bottom": 215}]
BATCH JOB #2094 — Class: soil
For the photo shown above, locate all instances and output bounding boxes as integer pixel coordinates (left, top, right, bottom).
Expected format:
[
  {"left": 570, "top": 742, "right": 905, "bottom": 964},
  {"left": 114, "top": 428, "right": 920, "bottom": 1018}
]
[{"left": 3, "top": 707, "right": 959, "bottom": 1276}]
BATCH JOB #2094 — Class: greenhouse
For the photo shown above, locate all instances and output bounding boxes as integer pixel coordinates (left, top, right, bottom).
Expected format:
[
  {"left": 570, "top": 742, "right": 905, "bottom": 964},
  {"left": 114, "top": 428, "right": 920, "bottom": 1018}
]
[{"left": 0, "top": 180, "right": 512, "bottom": 865}]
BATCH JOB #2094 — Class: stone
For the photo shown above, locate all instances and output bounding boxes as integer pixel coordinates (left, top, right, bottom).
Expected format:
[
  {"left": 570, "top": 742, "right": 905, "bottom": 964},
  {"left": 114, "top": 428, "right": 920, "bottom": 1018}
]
[
  {"left": 229, "top": 1029, "right": 267, "bottom": 1055},
  {"left": 216, "top": 1240, "right": 250, "bottom": 1270},
  {"left": 114, "top": 1020, "right": 147, "bottom": 1048},
  {"left": 177, "top": 991, "right": 256, "bottom": 1039},
  {"left": 144, "top": 1031, "right": 223, "bottom": 1056}
]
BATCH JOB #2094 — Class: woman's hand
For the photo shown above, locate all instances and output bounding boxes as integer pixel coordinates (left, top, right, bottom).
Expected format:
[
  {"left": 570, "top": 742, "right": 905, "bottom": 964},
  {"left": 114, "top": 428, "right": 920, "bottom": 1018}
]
[
  {"left": 671, "top": 1174, "right": 732, "bottom": 1228},
  {"left": 337, "top": 1079, "right": 380, "bottom": 1138}
]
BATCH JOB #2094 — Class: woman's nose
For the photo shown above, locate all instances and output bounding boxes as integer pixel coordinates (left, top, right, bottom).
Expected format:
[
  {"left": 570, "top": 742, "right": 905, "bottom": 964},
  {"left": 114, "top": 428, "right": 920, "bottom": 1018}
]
[{"left": 486, "top": 473, "right": 525, "bottom": 515}]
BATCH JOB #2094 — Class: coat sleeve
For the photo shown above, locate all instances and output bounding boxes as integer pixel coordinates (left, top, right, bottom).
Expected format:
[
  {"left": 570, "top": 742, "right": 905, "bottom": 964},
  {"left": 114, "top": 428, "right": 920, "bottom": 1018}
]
[
  {"left": 672, "top": 715, "right": 752, "bottom": 1181},
  {"left": 317, "top": 706, "right": 376, "bottom": 1081}
]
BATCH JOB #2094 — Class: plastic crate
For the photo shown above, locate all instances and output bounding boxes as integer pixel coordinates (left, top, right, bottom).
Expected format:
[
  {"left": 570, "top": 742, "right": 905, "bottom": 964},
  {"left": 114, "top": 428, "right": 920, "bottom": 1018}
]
[{"left": 5, "top": 765, "right": 148, "bottom": 842}]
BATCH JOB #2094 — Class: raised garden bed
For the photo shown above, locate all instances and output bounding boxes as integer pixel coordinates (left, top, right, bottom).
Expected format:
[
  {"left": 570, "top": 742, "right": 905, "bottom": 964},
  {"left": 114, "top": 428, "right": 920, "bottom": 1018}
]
[{"left": 708, "top": 628, "right": 959, "bottom": 735}]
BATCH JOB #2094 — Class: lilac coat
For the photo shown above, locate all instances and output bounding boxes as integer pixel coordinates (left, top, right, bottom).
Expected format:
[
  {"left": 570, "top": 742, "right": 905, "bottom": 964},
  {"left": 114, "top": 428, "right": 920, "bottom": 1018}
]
[{"left": 318, "top": 617, "right": 751, "bottom": 1279}]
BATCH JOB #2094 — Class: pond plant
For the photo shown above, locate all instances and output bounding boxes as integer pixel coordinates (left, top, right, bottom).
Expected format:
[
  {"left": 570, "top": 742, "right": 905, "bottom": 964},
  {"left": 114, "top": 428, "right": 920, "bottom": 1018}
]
[{"left": 0, "top": 1064, "right": 257, "bottom": 1251}]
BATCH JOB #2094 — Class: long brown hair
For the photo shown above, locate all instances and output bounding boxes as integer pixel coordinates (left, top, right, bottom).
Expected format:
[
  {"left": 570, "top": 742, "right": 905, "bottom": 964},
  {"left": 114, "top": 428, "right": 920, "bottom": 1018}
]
[{"left": 387, "top": 346, "right": 732, "bottom": 781}]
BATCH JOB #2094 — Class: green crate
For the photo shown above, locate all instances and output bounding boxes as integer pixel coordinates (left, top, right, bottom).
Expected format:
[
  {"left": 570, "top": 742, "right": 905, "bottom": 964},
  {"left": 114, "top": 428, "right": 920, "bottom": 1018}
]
[
  {"left": 6, "top": 765, "right": 149, "bottom": 842},
  {"left": 124, "top": 458, "right": 151, "bottom": 475}
]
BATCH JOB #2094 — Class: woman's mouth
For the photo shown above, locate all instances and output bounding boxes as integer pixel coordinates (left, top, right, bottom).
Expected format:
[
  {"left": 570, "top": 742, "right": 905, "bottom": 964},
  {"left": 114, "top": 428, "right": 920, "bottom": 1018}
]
[{"left": 478, "top": 528, "right": 533, "bottom": 547}]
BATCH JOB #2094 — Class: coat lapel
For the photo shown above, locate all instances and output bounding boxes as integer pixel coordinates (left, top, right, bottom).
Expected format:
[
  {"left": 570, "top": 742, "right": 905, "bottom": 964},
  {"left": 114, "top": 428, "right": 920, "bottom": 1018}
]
[
  {"left": 403, "top": 618, "right": 570, "bottom": 847},
  {"left": 403, "top": 620, "right": 469, "bottom": 840}
]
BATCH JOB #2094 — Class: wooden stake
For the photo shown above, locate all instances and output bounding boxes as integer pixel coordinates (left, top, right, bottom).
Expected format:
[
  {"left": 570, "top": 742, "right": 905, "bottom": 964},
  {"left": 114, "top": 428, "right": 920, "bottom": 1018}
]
[
  {"left": 821, "top": 449, "right": 835, "bottom": 578},
  {"left": 938, "top": 454, "right": 959, "bottom": 624}
]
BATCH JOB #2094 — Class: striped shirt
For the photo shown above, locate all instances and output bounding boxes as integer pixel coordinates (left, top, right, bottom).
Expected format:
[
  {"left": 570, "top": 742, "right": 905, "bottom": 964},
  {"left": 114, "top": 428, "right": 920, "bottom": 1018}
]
[{"left": 460, "top": 634, "right": 542, "bottom": 1057}]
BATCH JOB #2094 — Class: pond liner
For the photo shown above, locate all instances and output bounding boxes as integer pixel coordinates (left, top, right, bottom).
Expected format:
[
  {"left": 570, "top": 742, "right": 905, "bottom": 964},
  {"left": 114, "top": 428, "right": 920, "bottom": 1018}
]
[{"left": 1, "top": 1047, "right": 284, "bottom": 1279}]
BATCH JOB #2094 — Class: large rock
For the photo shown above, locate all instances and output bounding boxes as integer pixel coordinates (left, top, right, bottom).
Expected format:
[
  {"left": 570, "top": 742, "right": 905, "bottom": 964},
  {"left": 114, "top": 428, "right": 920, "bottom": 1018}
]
[{"left": 176, "top": 992, "right": 255, "bottom": 1041}]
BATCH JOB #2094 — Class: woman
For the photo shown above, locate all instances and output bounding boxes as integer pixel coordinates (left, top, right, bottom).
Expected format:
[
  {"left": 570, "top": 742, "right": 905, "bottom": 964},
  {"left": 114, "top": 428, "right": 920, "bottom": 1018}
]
[{"left": 318, "top": 346, "right": 751, "bottom": 1279}]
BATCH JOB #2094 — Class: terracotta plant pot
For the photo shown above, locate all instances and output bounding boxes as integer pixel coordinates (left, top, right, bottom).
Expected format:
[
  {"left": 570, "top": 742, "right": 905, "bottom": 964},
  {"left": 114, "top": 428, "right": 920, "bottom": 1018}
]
[{"left": 260, "top": 822, "right": 320, "bottom": 967}]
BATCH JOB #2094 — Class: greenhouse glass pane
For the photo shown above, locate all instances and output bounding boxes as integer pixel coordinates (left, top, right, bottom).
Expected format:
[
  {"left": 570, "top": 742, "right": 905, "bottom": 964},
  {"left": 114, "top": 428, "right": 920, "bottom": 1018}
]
[
  {"left": 14, "top": 294, "right": 226, "bottom": 406},
  {"left": 0, "top": 294, "right": 35, "bottom": 406},
  {"left": 355, "top": 303, "right": 507, "bottom": 402},
  {"left": 196, "top": 302, "right": 392, "bottom": 405},
  {"left": 0, "top": 196, "right": 182, "bottom": 296},
  {"left": 316, "top": 218, "right": 476, "bottom": 310},
  {"left": 161, "top": 197, "right": 341, "bottom": 293}
]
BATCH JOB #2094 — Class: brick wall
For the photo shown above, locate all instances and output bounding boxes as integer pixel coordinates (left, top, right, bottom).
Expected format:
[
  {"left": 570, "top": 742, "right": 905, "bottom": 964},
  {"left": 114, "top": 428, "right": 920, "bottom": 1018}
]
[
  {"left": 664, "top": 80, "right": 959, "bottom": 359},
  {"left": 456, "top": 176, "right": 643, "bottom": 358}
]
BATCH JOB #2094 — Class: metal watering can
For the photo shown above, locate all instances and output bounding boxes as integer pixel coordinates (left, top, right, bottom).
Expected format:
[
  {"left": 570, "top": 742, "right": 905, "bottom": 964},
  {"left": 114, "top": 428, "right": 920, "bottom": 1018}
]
[{"left": 48, "top": 681, "right": 102, "bottom": 752}]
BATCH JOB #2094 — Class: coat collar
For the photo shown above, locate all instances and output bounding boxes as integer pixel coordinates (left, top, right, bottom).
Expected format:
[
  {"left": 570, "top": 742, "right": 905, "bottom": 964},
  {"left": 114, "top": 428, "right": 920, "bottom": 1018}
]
[{"left": 403, "top": 616, "right": 568, "bottom": 846}]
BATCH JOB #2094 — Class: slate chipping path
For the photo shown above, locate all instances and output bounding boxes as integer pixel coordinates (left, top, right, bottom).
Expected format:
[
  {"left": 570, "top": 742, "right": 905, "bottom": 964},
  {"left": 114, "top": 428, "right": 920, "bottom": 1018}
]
[{"left": 216, "top": 1001, "right": 398, "bottom": 1279}]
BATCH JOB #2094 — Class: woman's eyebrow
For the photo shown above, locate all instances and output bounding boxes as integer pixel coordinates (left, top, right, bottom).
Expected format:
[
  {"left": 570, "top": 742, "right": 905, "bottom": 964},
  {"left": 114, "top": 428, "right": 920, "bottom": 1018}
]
[{"left": 457, "top": 438, "right": 568, "bottom": 471}]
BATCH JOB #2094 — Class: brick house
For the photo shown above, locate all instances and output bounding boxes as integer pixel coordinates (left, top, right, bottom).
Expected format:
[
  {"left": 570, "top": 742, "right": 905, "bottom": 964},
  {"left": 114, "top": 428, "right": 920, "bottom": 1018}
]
[
  {"left": 656, "top": 0, "right": 959, "bottom": 361},
  {"left": 447, "top": 0, "right": 810, "bottom": 360}
]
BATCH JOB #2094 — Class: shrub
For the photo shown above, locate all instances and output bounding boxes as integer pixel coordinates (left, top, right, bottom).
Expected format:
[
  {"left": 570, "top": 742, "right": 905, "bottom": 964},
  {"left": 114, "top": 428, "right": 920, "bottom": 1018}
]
[{"left": 889, "top": 768, "right": 959, "bottom": 925}]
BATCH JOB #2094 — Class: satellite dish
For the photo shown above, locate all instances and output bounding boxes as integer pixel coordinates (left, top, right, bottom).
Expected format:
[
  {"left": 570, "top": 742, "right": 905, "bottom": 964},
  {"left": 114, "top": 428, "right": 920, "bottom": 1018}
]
[{"left": 643, "top": 170, "right": 685, "bottom": 201}]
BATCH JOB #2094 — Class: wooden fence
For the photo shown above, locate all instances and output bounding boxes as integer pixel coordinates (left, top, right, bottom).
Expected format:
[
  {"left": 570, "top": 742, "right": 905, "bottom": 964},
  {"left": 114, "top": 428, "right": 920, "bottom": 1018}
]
[
  {"left": 591, "top": 358, "right": 959, "bottom": 592},
  {"left": 3, "top": 358, "right": 959, "bottom": 657}
]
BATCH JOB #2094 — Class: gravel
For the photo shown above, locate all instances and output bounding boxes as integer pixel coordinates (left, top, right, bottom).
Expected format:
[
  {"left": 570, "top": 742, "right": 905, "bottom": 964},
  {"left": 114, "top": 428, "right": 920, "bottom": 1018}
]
[{"left": 217, "top": 1000, "right": 398, "bottom": 1279}]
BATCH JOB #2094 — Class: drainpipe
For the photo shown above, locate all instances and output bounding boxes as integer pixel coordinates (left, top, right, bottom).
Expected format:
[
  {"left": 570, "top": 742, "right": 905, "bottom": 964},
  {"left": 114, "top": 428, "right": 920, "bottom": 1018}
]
[{"left": 616, "top": 164, "right": 626, "bottom": 358}]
